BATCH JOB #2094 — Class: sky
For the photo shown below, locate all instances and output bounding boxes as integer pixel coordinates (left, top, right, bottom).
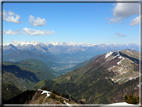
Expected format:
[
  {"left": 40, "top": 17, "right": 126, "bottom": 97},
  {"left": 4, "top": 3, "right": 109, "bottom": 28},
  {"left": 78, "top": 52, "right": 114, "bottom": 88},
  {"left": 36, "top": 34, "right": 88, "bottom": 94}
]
[{"left": 2, "top": 2, "right": 140, "bottom": 44}]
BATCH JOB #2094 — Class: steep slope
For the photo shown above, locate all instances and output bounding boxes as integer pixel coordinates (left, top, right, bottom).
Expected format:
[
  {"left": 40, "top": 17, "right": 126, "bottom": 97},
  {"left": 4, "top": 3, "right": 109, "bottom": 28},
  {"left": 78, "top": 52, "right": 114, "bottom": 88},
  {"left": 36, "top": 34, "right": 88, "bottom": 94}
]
[
  {"left": 2, "top": 58, "right": 61, "bottom": 100},
  {"left": 3, "top": 58, "right": 60, "bottom": 81},
  {"left": 2, "top": 59, "right": 62, "bottom": 102},
  {"left": 3, "top": 64, "right": 40, "bottom": 91},
  {"left": 13, "top": 58, "right": 60, "bottom": 79},
  {"left": 2, "top": 84, "right": 22, "bottom": 101},
  {"left": 32, "top": 49, "right": 140, "bottom": 104}
]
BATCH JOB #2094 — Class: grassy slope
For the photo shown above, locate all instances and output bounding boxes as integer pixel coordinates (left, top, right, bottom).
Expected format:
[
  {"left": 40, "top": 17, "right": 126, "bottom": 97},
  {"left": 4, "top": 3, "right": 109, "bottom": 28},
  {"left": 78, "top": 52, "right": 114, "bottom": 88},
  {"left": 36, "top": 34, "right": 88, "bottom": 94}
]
[
  {"left": 14, "top": 58, "right": 60, "bottom": 80},
  {"left": 2, "top": 58, "right": 60, "bottom": 101},
  {"left": 3, "top": 58, "right": 60, "bottom": 81},
  {"left": 2, "top": 65, "right": 39, "bottom": 91},
  {"left": 2, "top": 84, "right": 23, "bottom": 101}
]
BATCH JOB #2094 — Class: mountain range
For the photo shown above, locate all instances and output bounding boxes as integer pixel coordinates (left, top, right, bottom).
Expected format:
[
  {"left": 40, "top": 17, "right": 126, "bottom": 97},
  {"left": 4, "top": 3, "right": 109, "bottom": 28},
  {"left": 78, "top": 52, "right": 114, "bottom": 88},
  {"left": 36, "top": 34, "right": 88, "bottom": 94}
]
[
  {"left": 3, "top": 41, "right": 140, "bottom": 72},
  {"left": 3, "top": 41, "right": 140, "bottom": 55}
]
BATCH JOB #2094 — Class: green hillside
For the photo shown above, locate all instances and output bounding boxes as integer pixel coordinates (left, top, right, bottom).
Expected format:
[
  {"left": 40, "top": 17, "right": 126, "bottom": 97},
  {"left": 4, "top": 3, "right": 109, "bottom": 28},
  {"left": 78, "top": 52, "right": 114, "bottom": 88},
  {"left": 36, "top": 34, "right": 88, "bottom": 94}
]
[
  {"left": 2, "top": 58, "right": 61, "bottom": 101},
  {"left": 3, "top": 65, "right": 39, "bottom": 91},
  {"left": 14, "top": 58, "right": 60, "bottom": 79},
  {"left": 3, "top": 58, "right": 60, "bottom": 81},
  {"left": 2, "top": 84, "right": 23, "bottom": 101}
]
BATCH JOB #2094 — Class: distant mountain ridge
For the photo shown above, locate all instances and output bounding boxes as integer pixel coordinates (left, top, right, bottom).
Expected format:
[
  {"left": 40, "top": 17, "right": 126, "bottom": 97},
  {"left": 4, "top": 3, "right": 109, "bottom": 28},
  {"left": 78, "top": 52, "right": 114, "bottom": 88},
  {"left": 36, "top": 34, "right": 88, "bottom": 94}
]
[
  {"left": 3, "top": 41, "right": 139, "bottom": 56},
  {"left": 4, "top": 40, "right": 139, "bottom": 47},
  {"left": 3, "top": 50, "right": 61, "bottom": 68}
]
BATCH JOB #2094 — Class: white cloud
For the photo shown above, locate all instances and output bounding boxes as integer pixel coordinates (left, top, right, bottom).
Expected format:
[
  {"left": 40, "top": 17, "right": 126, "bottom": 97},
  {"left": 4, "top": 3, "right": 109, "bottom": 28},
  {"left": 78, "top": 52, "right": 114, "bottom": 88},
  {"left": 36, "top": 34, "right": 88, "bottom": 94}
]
[
  {"left": 29, "top": 15, "right": 47, "bottom": 26},
  {"left": 22, "top": 28, "right": 54, "bottom": 36},
  {"left": 3, "top": 10, "right": 23, "bottom": 23},
  {"left": 108, "top": 3, "right": 139, "bottom": 24},
  {"left": 115, "top": 33, "right": 127, "bottom": 37},
  {"left": 8, "top": 11, "right": 15, "bottom": 16},
  {"left": 108, "top": 17, "right": 124, "bottom": 23},
  {"left": 130, "top": 15, "right": 140, "bottom": 26},
  {"left": 3, "top": 29, "right": 19, "bottom": 35}
]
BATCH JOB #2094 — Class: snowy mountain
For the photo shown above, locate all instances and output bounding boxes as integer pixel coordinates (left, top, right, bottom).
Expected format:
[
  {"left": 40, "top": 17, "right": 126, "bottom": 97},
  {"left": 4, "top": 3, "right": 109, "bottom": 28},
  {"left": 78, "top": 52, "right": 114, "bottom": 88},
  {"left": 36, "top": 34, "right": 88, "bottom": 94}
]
[{"left": 3, "top": 40, "right": 139, "bottom": 55}]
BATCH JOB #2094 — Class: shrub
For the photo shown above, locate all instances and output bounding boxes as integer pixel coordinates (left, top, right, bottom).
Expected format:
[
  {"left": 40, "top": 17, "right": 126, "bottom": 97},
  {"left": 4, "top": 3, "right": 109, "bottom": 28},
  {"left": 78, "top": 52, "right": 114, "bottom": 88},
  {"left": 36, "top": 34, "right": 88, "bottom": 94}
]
[{"left": 124, "top": 92, "right": 139, "bottom": 104}]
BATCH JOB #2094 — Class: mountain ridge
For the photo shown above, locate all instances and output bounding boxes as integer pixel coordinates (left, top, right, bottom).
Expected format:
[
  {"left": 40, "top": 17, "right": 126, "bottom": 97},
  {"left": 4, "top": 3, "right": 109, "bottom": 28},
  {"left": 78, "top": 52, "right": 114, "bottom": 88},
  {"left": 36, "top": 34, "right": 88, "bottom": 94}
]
[
  {"left": 31, "top": 49, "right": 140, "bottom": 104},
  {"left": 4, "top": 40, "right": 139, "bottom": 47}
]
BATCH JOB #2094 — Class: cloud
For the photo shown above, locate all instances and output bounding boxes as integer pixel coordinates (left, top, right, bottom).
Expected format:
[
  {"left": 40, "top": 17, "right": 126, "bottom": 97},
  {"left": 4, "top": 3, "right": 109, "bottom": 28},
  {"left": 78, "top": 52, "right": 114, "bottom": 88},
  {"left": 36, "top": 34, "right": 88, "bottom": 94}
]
[
  {"left": 130, "top": 15, "right": 141, "bottom": 26},
  {"left": 3, "top": 10, "right": 23, "bottom": 23},
  {"left": 115, "top": 33, "right": 127, "bottom": 37},
  {"left": 22, "top": 28, "right": 54, "bottom": 36},
  {"left": 3, "top": 29, "right": 19, "bottom": 35},
  {"left": 29, "top": 15, "right": 47, "bottom": 26},
  {"left": 108, "top": 3, "right": 139, "bottom": 24}
]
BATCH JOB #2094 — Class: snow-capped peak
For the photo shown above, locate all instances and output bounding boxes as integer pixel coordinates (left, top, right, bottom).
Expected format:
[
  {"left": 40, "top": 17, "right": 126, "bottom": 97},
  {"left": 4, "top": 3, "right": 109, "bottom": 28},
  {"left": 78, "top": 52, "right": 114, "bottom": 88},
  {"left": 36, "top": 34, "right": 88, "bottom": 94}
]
[
  {"left": 46, "top": 41, "right": 60, "bottom": 46},
  {"left": 3, "top": 40, "right": 140, "bottom": 48},
  {"left": 4, "top": 40, "right": 41, "bottom": 46}
]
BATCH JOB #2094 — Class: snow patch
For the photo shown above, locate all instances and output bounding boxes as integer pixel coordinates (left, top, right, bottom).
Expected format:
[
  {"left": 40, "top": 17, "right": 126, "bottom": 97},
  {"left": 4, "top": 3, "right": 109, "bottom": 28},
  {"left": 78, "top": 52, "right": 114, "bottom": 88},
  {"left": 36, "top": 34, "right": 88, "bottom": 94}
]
[
  {"left": 118, "top": 68, "right": 123, "bottom": 72},
  {"left": 38, "top": 89, "right": 51, "bottom": 98},
  {"left": 129, "top": 77, "right": 133, "bottom": 80},
  {"left": 108, "top": 66, "right": 115, "bottom": 71},
  {"left": 112, "top": 52, "right": 120, "bottom": 59},
  {"left": 118, "top": 55, "right": 122, "bottom": 59},
  {"left": 120, "top": 71, "right": 128, "bottom": 75},
  {"left": 64, "top": 101, "right": 72, "bottom": 107},
  {"left": 114, "top": 78, "right": 122, "bottom": 83},
  {"left": 117, "top": 57, "right": 125, "bottom": 65},
  {"left": 103, "top": 102, "right": 138, "bottom": 106},
  {"left": 105, "top": 51, "right": 113, "bottom": 58}
]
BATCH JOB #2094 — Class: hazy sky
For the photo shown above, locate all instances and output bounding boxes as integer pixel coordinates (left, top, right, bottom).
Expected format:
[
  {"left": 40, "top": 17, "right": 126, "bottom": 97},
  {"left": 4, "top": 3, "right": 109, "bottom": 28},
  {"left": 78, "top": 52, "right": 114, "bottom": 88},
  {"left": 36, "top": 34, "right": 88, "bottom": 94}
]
[{"left": 3, "top": 2, "right": 140, "bottom": 44}]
